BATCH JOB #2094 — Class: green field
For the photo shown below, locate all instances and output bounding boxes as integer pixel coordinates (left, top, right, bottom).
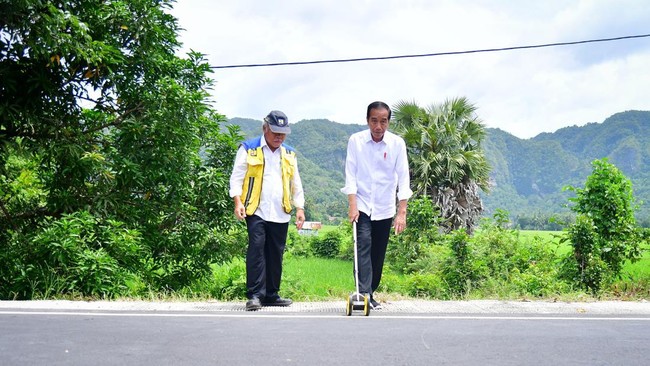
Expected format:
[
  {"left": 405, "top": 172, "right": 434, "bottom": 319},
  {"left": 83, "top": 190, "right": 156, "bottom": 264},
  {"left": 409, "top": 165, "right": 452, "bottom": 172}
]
[
  {"left": 518, "top": 230, "right": 650, "bottom": 277},
  {"left": 276, "top": 229, "right": 650, "bottom": 301},
  {"left": 204, "top": 227, "right": 649, "bottom": 303},
  {"left": 282, "top": 257, "right": 354, "bottom": 301}
]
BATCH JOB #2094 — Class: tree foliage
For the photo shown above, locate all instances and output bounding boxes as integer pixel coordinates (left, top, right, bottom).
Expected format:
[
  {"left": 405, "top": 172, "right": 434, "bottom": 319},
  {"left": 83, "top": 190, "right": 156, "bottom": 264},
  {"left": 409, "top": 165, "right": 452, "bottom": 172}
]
[
  {"left": 0, "top": 0, "right": 241, "bottom": 298},
  {"left": 562, "top": 158, "right": 644, "bottom": 292},
  {"left": 386, "top": 196, "right": 443, "bottom": 274},
  {"left": 392, "top": 97, "right": 490, "bottom": 234}
]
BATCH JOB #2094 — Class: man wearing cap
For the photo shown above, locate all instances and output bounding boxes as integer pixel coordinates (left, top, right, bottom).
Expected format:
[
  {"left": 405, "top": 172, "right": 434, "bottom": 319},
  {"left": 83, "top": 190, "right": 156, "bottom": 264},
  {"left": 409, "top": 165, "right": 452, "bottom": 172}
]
[{"left": 229, "top": 110, "right": 305, "bottom": 311}]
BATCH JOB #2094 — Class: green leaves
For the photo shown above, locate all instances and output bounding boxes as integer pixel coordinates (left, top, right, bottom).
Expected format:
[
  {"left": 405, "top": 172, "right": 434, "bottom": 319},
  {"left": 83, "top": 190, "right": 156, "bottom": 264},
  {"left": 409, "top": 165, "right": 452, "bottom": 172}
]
[
  {"left": 392, "top": 97, "right": 490, "bottom": 233},
  {"left": 1, "top": 0, "right": 240, "bottom": 298},
  {"left": 3, "top": 211, "right": 143, "bottom": 298},
  {"left": 393, "top": 97, "right": 490, "bottom": 192},
  {"left": 564, "top": 158, "right": 644, "bottom": 292}
]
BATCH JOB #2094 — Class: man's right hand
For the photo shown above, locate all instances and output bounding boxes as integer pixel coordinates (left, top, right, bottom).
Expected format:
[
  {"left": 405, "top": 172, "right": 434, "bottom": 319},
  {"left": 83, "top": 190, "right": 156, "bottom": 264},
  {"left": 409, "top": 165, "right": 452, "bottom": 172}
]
[
  {"left": 233, "top": 197, "right": 246, "bottom": 220},
  {"left": 348, "top": 208, "right": 359, "bottom": 223},
  {"left": 347, "top": 194, "right": 359, "bottom": 223}
]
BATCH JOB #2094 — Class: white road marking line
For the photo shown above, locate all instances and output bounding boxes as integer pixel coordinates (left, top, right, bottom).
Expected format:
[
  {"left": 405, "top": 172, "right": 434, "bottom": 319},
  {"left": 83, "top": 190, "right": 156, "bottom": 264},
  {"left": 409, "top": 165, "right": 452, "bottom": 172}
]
[{"left": 1, "top": 311, "right": 649, "bottom": 321}]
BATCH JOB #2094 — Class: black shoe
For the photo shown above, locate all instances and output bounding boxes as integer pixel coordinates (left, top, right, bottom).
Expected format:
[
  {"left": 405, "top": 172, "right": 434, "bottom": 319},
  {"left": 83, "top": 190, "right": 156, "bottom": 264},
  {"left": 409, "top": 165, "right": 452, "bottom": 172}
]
[
  {"left": 369, "top": 298, "right": 382, "bottom": 310},
  {"left": 245, "top": 297, "right": 262, "bottom": 311},
  {"left": 261, "top": 297, "right": 293, "bottom": 307}
]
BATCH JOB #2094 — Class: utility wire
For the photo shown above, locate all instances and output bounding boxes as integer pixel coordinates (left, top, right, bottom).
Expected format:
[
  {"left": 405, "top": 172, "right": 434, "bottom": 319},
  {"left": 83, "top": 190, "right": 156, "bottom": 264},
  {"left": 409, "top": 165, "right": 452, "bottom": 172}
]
[{"left": 210, "top": 33, "right": 650, "bottom": 69}]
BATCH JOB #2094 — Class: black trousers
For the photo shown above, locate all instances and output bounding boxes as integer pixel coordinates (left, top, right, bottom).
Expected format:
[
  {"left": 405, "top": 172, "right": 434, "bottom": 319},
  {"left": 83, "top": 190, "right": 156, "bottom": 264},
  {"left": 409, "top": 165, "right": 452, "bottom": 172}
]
[
  {"left": 245, "top": 215, "right": 289, "bottom": 301},
  {"left": 355, "top": 212, "right": 392, "bottom": 296}
]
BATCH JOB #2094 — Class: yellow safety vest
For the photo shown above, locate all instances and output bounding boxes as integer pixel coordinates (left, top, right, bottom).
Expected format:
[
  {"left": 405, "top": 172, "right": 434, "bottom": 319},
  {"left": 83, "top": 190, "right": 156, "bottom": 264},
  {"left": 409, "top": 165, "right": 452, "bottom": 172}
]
[{"left": 240, "top": 137, "right": 296, "bottom": 216}]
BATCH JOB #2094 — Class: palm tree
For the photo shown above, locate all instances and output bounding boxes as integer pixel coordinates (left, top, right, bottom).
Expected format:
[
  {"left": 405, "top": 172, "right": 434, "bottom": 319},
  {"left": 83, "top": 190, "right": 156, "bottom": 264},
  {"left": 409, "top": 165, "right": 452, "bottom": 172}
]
[{"left": 393, "top": 97, "right": 490, "bottom": 234}]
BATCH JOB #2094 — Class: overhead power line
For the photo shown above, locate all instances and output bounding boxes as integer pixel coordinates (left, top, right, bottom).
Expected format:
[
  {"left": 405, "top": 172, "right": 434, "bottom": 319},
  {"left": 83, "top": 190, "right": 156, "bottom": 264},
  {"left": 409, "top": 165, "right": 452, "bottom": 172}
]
[{"left": 210, "top": 33, "right": 650, "bottom": 69}]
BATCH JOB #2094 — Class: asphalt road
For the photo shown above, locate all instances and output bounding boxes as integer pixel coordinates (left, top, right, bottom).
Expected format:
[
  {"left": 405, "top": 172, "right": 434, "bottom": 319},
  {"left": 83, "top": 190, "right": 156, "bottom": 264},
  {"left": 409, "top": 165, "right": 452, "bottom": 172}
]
[{"left": 1, "top": 300, "right": 649, "bottom": 365}]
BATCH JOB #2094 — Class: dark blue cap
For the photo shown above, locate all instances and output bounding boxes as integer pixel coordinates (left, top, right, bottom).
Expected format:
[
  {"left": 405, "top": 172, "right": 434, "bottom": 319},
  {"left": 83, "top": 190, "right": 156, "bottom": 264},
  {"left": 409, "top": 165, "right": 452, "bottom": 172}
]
[{"left": 264, "top": 110, "right": 291, "bottom": 134}]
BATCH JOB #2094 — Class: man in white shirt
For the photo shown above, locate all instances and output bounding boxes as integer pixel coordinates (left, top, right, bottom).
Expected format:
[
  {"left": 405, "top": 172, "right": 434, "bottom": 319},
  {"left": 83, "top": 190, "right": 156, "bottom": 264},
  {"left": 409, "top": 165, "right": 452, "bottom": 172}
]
[
  {"left": 341, "top": 101, "right": 413, "bottom": 309},
  {"left": 229, "top": 110, "right": 305, "bottom": 311}
]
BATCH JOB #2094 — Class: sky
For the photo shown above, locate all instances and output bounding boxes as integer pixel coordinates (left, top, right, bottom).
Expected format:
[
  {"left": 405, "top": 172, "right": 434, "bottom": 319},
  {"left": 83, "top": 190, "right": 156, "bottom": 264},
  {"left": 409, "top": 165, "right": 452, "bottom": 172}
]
[{"left": 170, "top": 0, "right": 650, "bottom": 139}]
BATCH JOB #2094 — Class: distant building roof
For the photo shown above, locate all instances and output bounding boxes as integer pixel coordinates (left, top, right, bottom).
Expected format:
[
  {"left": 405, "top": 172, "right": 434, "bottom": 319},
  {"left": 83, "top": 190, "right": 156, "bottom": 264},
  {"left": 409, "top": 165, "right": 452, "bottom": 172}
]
[{"left": 301, "top": 221, "right": 322, "bottom": 230}]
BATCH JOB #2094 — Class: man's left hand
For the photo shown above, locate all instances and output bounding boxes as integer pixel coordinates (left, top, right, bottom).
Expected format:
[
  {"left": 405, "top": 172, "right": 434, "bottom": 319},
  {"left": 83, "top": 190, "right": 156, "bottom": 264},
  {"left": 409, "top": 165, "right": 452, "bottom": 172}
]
[
  {"left": 296, "top": 208, "right": 305, "bottom": 230},
  {"left": 394, "top": 213, "right": 407, "bottom": 235}
]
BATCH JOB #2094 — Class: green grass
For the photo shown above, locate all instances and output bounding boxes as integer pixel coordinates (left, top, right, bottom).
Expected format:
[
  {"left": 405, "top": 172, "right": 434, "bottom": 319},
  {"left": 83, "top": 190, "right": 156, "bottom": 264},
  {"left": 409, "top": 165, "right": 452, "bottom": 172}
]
[
  {"left": 518, "top": 230, "right": 572, "bottom": 256},
  {"left": 316, "top": 224, "right": 340, "bottom": 235},
  {"left": 611, "top": 241, "right": 650, "bottom": 299},
  {"left": 518, "top": 230, "right": 650, "bottom": 277},
  {"left": 280, "top": 230, "right": 650, "bottom": 301},
  {"left": 518, "top": 230, "right": 563, "bottom": 242},
  {"left": 282, "top": 257, "right": 354, "bottom": 301},
  {"left": 198, "top": 229, "right": 650, "bottom": 303},
  {"left": 624, "top": 242, "right": 650, "bottom": 277},
  {"left": 281, "top": 256, "right": 412, "bottom": 302}
]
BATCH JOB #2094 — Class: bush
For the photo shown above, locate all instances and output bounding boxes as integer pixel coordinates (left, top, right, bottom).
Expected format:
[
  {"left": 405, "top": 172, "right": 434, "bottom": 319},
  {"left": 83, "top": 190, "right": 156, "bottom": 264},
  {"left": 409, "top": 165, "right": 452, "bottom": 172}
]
[
  {"left": 441, "top": 229, "right": 477, "bottom": 296},
  {"left": 386, "top": 196, "right": 443, "bottom": 273},
  {"left": 563, "top": 158, "right": 644, "bottom": 292},
  {"left": 337, "top": 221, "right": 354, "bottom": 261},
  {"left": 311, "top": 230, "right": 342, "bottom": 259},
  {"left": 405, "top": 273, "right": 450, "bottom": 299},
  {"left": 209, "top": 258, "right": 247, "bottom": 300},
  {"left": 394, "top": 209, "right": 571, "bottom": 300},
  {"left": 285, "top": 229, "right": 311, "bottom": 258},
  {"left": 5, "top": 211, "right": 143, "bottom": 299}
]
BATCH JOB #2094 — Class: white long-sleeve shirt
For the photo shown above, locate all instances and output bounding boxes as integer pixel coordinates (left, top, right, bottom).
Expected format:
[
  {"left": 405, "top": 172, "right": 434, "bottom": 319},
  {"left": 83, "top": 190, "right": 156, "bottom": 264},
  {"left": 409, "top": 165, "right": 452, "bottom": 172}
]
[
  {"left": 229, "top": 136, "right": 305, "bottom": 223},
  {"left": 341, "top": 129, "right": 413, "bottom": 220}
]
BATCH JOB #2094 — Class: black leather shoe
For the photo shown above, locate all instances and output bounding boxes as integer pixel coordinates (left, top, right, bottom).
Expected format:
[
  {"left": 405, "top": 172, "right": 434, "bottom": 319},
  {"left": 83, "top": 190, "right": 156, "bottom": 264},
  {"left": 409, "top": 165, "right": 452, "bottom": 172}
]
[
  {"left": 261, "top": 297, "right": 293, "bottom": 306},
  {"left": 245, "top": 297, "right": 262, "bottom": 311}
]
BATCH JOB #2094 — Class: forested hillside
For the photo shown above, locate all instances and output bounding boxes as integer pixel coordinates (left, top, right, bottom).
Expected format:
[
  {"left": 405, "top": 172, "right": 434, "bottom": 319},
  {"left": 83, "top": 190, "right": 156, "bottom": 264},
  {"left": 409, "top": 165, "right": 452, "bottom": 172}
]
[
  {"left": 483, "top": 110, "right": 650, "bottom": 227},
  {"left": 226, "top": 110, "right": 650, "bottom": 227}
]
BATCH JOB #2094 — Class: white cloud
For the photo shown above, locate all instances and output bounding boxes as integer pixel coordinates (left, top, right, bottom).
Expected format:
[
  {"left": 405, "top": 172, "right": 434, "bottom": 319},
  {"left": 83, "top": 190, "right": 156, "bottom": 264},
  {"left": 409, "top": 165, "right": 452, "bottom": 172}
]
[{"left": 171, "top": 0, "right": 650, "bottom": 138}]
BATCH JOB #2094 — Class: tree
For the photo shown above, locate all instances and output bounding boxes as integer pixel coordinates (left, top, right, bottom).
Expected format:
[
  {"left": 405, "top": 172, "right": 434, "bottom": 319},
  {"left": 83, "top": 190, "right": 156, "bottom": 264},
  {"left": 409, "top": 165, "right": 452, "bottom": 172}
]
[
  {"left": 0, "top": 0, "right": 240, "bottom": 298},
  {"left": 562, "top": 158, "right": 643, "bottom": 292},
  {"left": 392, "top": 97, "right": 490, "bottom": 234}
]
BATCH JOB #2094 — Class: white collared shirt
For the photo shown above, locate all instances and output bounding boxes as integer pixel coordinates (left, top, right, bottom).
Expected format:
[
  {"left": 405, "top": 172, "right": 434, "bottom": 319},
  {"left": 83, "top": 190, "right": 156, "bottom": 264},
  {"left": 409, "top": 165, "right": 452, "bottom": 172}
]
[
  {"left": 341, "top": 129, "right": 413, "bottom": 220},
  {"left": 229, "top": 136, "right": 305, "bottom": 223}
]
